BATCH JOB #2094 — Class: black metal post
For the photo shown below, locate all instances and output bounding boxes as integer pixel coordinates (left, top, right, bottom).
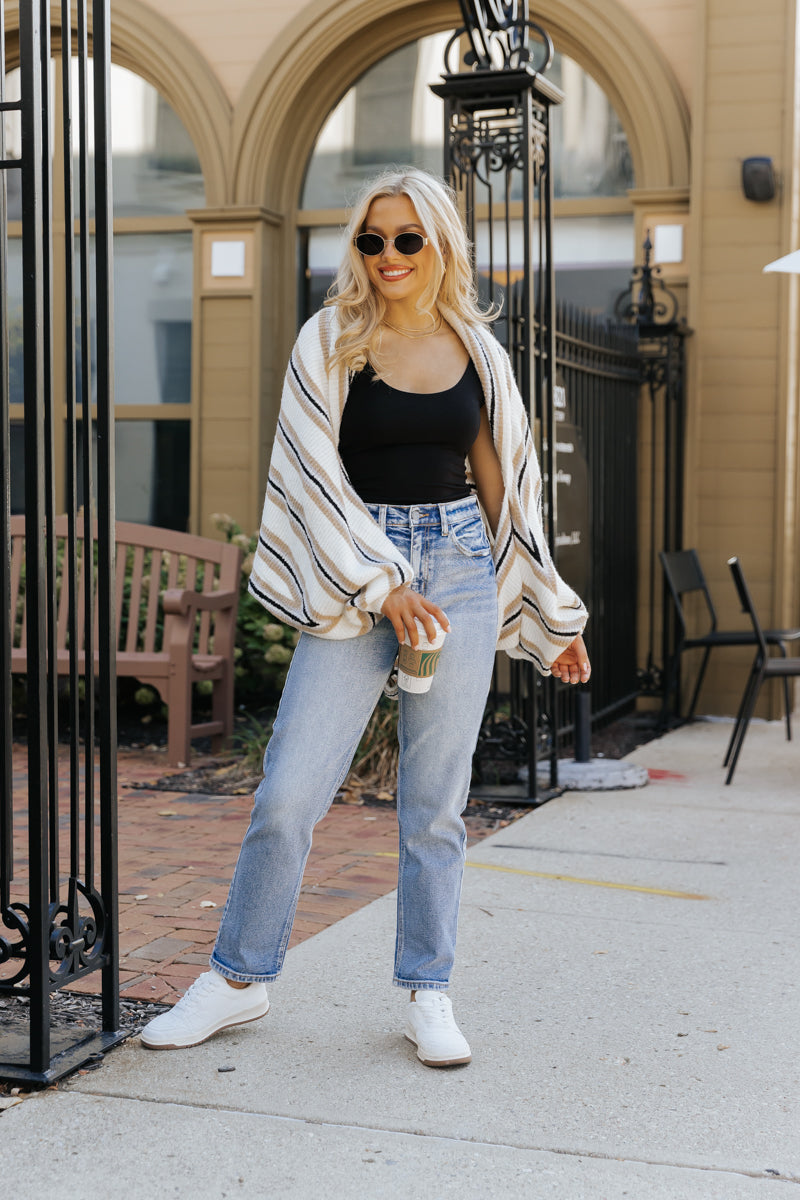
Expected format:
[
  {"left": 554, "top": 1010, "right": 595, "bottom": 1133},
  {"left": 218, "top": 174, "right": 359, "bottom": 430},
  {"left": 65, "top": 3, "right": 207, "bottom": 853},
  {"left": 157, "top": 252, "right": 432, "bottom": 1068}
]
[
  {"left": 0, "top": 0, "right": 14, "bottom": 917},
  {"left": 615, "top": 235, "right": 691, "bottom": 716},
  {"left": 93, "top": 0, "right": 120, "bottom": 1035},
  {"left": 20, "top": 0, "right": 50, "bottom": 1078}
]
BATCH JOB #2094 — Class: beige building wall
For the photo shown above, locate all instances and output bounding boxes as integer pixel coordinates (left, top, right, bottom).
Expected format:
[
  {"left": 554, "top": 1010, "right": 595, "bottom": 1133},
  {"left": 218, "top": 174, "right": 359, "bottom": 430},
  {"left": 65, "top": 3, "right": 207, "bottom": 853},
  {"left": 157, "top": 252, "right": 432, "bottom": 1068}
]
[
  {"left": 685, "top": 0, "right": 800, "bottom": 715},
  {"left": 97, "top": 0, "right": 800, "bottom": 717}
]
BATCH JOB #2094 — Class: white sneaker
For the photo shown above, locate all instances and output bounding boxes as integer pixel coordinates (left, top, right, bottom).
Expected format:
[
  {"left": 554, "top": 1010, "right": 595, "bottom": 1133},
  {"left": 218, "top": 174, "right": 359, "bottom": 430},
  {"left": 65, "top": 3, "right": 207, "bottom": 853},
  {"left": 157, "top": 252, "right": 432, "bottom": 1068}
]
[
  {"left": 140, "top": 971, "right": 269, "bottom": 1050},
  {"left": 404, "top": 991, "right": 471, "bottom": 1067}
]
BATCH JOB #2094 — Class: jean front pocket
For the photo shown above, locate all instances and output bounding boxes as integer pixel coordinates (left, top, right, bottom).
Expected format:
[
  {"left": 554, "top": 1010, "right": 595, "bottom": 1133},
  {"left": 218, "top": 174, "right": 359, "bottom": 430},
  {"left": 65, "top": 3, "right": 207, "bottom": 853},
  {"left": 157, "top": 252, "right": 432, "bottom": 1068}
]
[{"left": 449, "top": 514, "right": 491, "bottom": 558}]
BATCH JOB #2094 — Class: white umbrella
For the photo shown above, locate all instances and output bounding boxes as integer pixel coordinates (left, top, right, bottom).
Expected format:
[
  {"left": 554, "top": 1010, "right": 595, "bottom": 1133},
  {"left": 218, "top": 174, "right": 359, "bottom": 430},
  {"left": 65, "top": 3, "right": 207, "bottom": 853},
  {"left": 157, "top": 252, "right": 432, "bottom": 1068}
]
[{"left": 763, "top": 249, "right": 800, "bottom": 273}]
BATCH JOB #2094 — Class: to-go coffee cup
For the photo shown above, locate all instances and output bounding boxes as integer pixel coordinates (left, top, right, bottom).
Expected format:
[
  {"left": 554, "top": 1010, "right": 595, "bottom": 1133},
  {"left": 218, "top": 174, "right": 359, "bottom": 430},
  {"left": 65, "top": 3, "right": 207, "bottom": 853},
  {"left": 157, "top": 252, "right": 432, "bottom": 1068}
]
[{"left": 397, "top": 617, "right": 447, "bottom": 693}]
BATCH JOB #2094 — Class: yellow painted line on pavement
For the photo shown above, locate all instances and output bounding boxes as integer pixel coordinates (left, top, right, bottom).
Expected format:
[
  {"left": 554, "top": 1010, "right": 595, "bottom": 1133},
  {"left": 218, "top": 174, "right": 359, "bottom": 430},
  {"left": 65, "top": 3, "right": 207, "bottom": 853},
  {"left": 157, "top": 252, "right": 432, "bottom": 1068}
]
[{"left": 374, "top": 852, "right": 708, "bottom": 900}]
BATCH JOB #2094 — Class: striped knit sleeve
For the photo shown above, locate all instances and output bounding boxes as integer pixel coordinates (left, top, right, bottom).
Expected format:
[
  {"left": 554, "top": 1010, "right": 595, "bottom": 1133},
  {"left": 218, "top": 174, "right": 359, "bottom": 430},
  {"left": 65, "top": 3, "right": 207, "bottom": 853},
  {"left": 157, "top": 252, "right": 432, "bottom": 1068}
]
[
  {"left": 248, "top": 312, "right": 413, "bottom": 639},
  {"left": 470, "top": 324, "right": 588, "bottom": 673}
]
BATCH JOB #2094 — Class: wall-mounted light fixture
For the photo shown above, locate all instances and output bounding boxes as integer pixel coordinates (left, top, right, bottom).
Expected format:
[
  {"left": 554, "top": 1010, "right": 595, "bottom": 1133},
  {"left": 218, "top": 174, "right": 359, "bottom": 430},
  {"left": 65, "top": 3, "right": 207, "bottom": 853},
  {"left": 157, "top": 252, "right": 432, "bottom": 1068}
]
[{"left": 742, "top": 156, "right": 776, "bottom": 202}]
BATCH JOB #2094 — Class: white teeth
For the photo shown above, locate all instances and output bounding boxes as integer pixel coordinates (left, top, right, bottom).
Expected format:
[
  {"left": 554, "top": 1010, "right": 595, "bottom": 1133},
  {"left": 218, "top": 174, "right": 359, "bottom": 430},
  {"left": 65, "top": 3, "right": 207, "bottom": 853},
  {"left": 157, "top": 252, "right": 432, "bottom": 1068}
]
[{"left": 381, "top": 269, "right": 410, "bottom": 277}]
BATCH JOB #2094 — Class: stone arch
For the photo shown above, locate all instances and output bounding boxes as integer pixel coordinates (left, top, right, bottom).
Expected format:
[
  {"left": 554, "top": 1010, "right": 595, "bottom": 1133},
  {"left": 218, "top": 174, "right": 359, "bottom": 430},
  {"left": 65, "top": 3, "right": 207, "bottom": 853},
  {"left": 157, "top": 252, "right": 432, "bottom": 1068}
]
[
  {"left": 232, "top": 0, "right": 690, "bottom": 212},
  {"left": 3, "top": 0, "right": 232, "bottom": 207}
]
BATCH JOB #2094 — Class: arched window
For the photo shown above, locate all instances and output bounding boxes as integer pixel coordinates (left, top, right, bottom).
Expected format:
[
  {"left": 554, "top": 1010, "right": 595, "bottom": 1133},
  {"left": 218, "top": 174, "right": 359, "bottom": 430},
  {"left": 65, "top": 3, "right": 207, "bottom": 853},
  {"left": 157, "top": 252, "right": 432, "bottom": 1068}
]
[
  {"left": 4, "top": 59, "right": 204, "bottom": 529},
  {"left": 298, "top": 34, "right": 635, "bottom": 323}
]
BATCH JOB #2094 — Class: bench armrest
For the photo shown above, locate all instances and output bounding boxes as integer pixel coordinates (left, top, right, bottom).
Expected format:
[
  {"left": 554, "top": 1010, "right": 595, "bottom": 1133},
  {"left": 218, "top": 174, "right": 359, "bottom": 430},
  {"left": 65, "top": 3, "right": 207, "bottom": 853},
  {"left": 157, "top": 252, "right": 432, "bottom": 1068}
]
[{"left": 163, "top": 587, "right": 239, "bottom": 616}]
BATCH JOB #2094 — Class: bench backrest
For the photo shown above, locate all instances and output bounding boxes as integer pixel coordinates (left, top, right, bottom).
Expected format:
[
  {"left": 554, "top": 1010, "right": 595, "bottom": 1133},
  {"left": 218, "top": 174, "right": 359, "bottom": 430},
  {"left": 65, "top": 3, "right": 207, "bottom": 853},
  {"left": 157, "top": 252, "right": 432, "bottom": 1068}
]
[{"left": 10, "top": 516, "right": 242, "bottom": 658}]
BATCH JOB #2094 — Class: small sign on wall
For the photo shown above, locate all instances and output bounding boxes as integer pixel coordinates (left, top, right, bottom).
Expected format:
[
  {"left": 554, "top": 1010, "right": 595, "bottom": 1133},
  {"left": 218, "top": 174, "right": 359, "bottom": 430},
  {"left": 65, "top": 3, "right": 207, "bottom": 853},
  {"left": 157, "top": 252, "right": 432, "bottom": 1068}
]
[
  {"left": 200, "top": 229, "right": 255, "bottom": 291},
  {"left": 653, "top": 224, "right": 684, "bottom": 265},
  {"left": 211, "top": 240, "right": 246, "bottom": 278}
]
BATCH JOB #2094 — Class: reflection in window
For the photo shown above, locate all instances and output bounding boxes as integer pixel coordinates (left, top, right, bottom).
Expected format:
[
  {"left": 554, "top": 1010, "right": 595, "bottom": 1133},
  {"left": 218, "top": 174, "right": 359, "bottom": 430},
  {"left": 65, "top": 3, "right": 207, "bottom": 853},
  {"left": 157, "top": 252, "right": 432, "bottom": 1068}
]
[
  {"left": 9, "top": 424, "right": 25, "bottom": 515},
  {"left": 302, "top": 34, "right": 451, "bottom": 209},
  {"left": 5, "top": 240, "right": 23, "bottom": 405},
  {"left": 73, "top": 233, "right": 193, "bottom": 407},
  {"left": 103, "top": 64, "right": 205, "bottom": 216},
  {"left": 114, "top": 233, "right": 193, "bottom": 404},
  {"left": 3, "top": 61, "right": 205, "bottom": 219},
  {"left": 77, "top": 420, "right": 191, "bottom": 531},
  {"left": 301, "top": 36, "right": 634, "bottom": 210}
]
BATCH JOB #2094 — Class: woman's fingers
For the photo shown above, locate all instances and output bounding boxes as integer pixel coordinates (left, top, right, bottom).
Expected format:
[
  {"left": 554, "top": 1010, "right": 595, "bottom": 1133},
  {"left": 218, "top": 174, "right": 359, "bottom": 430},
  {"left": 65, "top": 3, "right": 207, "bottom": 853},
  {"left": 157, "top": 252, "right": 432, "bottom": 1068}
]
[
  {"left": 380, "top": 585, "right": 450, "bottom": 647},
  {"left": 551, "top": 635, "right": 591, "bottom": 684}
]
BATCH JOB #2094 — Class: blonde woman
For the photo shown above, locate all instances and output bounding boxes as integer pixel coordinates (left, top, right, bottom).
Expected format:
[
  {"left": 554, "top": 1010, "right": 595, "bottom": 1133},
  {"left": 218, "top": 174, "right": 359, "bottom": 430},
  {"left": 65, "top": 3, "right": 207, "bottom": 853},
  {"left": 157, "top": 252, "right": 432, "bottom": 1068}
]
[{"left": 142, "top": 168, "right": 590, "bottom": 1066}]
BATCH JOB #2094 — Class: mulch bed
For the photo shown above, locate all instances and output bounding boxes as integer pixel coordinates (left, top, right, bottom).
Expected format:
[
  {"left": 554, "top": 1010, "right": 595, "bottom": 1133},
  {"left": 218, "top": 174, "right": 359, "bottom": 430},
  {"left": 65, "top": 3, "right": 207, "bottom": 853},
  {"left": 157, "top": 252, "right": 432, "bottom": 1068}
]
[{"left": 0, "top": 992, "right": 171, "bottom": 1099}]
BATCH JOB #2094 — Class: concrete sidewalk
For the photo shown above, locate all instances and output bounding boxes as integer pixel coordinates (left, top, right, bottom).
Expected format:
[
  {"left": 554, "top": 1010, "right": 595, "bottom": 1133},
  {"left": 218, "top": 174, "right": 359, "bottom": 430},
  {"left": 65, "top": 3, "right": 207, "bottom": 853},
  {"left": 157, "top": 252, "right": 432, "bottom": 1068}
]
[{"left": 3, "top": 719, "right": 799, "bottom": 1198}]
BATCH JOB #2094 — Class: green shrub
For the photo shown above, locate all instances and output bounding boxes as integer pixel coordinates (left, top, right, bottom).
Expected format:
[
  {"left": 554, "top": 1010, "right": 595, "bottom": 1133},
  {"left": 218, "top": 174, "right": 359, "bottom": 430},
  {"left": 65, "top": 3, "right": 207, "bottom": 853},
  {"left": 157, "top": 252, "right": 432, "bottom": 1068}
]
[{"left": 210, "top": 513, "right": 298, "bottom": 703}]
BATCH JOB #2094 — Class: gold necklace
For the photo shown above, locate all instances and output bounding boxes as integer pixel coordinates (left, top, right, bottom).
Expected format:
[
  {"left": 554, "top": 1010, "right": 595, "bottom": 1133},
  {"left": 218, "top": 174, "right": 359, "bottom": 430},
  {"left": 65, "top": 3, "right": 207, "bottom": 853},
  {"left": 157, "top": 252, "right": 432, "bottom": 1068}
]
[{"left": 382, "top": 314, "right": 442, "bottom": 339}]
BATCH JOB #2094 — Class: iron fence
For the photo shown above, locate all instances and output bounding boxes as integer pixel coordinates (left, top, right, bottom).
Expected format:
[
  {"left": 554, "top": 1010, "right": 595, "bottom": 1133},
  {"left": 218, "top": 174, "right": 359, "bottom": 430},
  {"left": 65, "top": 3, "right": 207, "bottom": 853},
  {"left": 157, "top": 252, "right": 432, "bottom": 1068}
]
[
  {"left": 552, "top": 302, "right": 641, "bottom": 746},
  {"left": 0, "top": 0, "right": 122, "bottom": 1086}
]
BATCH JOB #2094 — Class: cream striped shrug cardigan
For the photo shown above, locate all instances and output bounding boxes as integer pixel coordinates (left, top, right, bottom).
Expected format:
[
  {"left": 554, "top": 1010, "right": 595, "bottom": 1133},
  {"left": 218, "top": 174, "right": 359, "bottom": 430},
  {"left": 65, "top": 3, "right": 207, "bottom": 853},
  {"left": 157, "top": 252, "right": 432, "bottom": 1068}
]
[{"left": 249, "top": 306, "right": 588, "bottom": 674}]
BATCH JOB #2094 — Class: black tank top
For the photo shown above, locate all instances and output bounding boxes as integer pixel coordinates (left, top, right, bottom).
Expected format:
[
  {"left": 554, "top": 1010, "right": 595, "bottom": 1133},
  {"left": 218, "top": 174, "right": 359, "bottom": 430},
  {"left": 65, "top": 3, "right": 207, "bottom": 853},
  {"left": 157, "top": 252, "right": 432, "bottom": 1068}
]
[{"left": 338, "top": 359, "right": 484, "bottom": 504}]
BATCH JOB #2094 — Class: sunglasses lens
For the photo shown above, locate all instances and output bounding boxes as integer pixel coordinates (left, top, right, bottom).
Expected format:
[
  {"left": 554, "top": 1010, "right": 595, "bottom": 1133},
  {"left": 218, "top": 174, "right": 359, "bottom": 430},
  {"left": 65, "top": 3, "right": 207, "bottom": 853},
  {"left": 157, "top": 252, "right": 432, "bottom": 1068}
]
[
  {"left": 355, "top": 233, "right": 385, "bottom": 256},
  {"left": 395, "top": 233, "right": 425, "bottom": 255}
]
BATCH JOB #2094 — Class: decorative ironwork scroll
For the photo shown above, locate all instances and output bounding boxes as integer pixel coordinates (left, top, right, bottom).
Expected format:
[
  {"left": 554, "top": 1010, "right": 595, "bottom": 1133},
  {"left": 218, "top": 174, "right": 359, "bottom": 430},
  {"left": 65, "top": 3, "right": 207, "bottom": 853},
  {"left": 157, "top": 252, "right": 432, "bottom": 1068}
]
[
  {"left": 614, "top": 236, "right": 690, "bottom": 711},
  {"left": 446, "top": 2, "right": 554, "bottom": 74}
]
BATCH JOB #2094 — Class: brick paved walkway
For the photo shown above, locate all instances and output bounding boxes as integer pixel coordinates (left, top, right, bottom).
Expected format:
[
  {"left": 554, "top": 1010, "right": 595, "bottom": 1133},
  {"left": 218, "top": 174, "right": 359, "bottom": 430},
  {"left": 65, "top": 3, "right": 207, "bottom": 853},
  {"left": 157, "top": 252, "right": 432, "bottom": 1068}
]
[{"left": 7, "top": 746, "right": 513, "bottom": 1005}]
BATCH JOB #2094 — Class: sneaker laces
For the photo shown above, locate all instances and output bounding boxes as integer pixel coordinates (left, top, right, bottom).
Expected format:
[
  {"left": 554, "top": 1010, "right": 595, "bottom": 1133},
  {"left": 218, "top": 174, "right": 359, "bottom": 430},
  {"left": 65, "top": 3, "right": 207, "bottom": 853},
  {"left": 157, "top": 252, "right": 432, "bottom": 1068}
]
[
  {"left": 418, "top": 993, "right": 453, "bottom": 1025},
  {"left": 173, "top": 971, "right": 223, "bottom": 1018}
]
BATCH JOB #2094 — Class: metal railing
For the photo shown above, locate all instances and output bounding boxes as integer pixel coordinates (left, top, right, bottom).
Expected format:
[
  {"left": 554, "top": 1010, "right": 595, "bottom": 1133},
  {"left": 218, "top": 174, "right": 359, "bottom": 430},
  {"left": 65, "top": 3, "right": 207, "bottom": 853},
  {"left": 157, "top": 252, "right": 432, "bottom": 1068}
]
[
  {"left": 552, "top": 302, "right": 642, "bottom": 745},
  {"left": 0, "top": 0, "right": 122, "bottom": 1086}
]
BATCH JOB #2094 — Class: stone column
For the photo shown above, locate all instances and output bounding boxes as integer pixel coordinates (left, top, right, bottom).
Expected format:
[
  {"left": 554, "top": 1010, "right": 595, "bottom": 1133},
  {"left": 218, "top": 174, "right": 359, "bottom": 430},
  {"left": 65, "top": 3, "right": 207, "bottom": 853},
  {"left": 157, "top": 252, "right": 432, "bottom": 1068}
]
[{"left": 186, "top": 205, "right": 285, "bottom": 539}]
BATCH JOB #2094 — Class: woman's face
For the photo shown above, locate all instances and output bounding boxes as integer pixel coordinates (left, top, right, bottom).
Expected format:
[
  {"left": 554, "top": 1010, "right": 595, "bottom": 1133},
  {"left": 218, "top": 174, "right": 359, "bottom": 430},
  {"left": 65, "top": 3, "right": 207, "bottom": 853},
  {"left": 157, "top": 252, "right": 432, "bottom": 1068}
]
[{"left": 361, "top": 194, "right": 438, "bottom": 310}]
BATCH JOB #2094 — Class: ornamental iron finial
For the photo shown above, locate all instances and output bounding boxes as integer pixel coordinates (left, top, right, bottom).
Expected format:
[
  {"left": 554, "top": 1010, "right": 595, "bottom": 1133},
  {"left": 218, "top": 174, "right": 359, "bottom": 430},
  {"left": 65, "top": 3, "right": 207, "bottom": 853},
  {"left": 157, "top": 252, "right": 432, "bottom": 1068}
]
[
  {"left": 444, "top": 0, "right": 554, "bottom": 75},
  {"left": 614, "top": 231, "right": 680, "bottom": 330}
]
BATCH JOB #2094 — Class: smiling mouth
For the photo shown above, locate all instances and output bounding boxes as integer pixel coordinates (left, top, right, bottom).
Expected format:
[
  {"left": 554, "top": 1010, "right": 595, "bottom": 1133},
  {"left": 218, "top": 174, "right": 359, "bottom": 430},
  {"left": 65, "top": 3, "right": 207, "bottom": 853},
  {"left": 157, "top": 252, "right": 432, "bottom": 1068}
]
[{"left": 379, "top": 267, "right": 412, "bottom": 280}]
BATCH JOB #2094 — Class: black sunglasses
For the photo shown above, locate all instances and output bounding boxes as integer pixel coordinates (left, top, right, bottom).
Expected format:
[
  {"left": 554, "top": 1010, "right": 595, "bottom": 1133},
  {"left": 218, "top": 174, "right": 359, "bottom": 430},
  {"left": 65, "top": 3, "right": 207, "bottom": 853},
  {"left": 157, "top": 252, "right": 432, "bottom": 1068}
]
[{"left": 354, "top": 232, "right": 429, "bottom": 257}]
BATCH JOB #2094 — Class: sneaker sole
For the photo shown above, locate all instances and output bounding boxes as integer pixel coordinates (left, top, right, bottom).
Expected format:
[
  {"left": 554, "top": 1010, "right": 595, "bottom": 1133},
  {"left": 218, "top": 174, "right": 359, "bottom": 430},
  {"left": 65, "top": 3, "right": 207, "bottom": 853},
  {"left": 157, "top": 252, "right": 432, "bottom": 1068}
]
[
  {"left": 404, "top": 1032, "right": 471, "bottom": 1067},
  {"left": 140, "top": 1002, "right": 269, "bottom": 1050}
]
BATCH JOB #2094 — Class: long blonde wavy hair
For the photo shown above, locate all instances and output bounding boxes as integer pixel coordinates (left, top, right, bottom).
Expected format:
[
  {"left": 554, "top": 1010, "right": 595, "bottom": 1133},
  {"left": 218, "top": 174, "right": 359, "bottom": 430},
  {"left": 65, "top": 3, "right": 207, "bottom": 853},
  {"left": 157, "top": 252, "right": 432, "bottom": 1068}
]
[{"left": 325, "top": 168, "right": 494, "bottom": 376}]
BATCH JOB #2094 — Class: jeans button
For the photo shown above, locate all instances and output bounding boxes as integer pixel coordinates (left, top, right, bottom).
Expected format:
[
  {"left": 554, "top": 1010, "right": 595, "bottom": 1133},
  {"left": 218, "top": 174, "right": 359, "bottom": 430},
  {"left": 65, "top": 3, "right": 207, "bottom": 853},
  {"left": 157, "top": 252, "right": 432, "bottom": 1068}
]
[{"left": 410, "top": 506, "right": 421, "bottom": 522}]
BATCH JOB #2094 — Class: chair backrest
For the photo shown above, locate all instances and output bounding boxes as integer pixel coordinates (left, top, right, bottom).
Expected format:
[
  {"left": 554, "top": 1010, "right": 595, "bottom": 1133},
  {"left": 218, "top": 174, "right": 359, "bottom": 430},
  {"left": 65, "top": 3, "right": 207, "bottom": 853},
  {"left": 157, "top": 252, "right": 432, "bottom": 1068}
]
[
  {"left": 659, "top": 549, "right": 717, "bottom": 635},
  {"left": 10, "top": 515, "right": 242, "bottom": 658},
  {"left": 727, "top": 557, "right": 768, "bottom": 659}
]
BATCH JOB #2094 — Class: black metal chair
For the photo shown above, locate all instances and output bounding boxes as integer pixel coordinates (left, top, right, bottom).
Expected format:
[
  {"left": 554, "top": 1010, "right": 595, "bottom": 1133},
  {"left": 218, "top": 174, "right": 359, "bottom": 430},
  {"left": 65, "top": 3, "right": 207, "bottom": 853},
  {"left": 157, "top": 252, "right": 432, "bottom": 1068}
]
[
  {"left": 724, "top": 557, "right": 800, "bottom": 784},
  {"left": 660, "top": 549, "right": 800, "bottom": 721}
]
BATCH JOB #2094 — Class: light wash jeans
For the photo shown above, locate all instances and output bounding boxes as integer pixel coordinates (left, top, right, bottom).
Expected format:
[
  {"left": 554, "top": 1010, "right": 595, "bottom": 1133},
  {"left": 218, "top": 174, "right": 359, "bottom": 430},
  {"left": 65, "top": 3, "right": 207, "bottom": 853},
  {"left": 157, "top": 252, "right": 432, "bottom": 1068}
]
[{"left": 210, "top": 496, "right": 498, "bottom": 991}]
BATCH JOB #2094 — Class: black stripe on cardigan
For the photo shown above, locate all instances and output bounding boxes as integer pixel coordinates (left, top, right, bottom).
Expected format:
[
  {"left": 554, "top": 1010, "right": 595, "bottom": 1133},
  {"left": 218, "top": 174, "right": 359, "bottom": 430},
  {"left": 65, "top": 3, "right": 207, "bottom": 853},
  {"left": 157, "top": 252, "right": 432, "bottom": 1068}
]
[
  {"left": 289, "top": 355, "right": 332, "bottom": 427},
  {"left": 255, "top": 541, "right": 318, "bottom": 626},
  {"left": 247, "top": 578, "right": 320, "bottom": 629},
  {"left": 267, "top": 477, "right": 354, "bottom": 599},
  {"left": 521, "top": 592, "right": 583, "bottom": 640}
]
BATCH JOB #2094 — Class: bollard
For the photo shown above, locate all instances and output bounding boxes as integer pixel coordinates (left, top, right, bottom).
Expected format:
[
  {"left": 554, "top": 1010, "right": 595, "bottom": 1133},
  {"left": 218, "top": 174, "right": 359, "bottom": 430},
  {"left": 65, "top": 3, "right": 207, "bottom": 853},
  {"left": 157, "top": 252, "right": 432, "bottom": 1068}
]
[{"left": 575, "top": 689, "right": 591, "bottom": 763}]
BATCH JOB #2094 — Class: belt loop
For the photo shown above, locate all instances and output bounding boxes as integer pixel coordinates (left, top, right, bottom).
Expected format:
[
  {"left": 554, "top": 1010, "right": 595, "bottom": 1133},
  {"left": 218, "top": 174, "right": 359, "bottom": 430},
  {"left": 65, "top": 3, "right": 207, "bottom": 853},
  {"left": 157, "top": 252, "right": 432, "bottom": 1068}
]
[
  {"left": 379, "top": 505, "right": 387, "bottom": 533},
  {"left": 438, "top": 502, "right": 449, "bottom": 535}
]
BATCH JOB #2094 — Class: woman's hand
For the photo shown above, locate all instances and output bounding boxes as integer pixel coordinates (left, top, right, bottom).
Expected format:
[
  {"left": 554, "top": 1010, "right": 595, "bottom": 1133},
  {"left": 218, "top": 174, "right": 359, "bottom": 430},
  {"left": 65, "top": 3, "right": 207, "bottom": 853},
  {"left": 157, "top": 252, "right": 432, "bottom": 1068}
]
[
  {"left": 381, "top": 584, "right": 450, "bottom": 647},
  {"left": 550, "top": 634, "right": 591, "bottom": 685}
]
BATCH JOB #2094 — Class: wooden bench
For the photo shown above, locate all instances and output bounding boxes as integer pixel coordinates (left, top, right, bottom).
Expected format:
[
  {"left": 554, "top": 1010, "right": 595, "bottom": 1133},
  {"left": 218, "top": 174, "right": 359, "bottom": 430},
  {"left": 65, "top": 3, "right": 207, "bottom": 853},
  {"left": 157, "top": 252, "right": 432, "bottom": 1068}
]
[{"left": 10, "top": 517, "right": 243, "bottom": 766}]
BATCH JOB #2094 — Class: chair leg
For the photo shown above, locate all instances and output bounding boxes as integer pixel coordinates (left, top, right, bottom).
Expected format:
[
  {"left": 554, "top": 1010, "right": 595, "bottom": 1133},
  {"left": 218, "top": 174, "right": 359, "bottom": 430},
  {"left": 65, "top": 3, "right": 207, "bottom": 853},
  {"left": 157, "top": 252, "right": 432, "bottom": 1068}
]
[
  {"left": 776, "top": 644, "right": 793, "bottom": 742},
  {"left": 167, "top": 667, "right": 193, "bottom": 767},
  {"left": 210, "top": 666, "right": 233, "bottom": 754},
  {"left": 725, "top": 669, "right": 764, "bottom": 785},
  {"left": 687, "top": 647, "right": 712, "bottom": 721},
  {"left": 663, "top": 644, "right": 684, "bottom": 721},
  {"left": 723, "top": 668, "right": 756, "bottom": 768}
]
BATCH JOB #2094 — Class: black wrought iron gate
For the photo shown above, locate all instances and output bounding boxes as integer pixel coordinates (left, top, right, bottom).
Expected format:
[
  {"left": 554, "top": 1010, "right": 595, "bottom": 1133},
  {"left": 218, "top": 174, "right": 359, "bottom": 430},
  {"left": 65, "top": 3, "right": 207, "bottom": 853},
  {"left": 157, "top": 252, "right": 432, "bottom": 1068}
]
[
  {"left": 0, "top": 0, "right": 122, "bottom": 1085},
  {"left": 434, "top": 4, "right": 642, "bottom": 798}
]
